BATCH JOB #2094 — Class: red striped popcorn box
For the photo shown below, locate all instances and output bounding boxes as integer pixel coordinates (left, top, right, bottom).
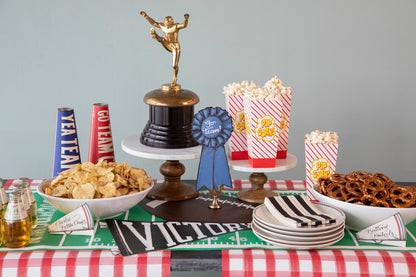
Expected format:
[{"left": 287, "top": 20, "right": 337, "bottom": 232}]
[
  {"left": 305, "top": 142, "right": 338, "bottom": 201},
  {"left": 225, "top": 94, "right": 248, "bottom": 160},
  {"left": 276, "top": 92, "right": 292, "bottom": 159},
  {"left": 244, "top": 97, "right": 283, "bottom": 168}
]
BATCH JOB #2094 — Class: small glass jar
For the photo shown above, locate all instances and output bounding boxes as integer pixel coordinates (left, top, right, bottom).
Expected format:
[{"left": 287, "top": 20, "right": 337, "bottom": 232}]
[{"left": 3, "top": 191, "right": 30, "bottom": 248}]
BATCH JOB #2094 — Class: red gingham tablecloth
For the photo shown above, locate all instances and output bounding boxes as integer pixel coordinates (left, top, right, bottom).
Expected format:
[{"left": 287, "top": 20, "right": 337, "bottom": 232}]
[
  {"left": 0, "top": 250, "right": 170, "bottom": 277},
  {"left": 222, "top": 249, "right": 416, "bottom": 277},
  {"left": 2, "top": 179, "right": 416, "bottom": 276}
]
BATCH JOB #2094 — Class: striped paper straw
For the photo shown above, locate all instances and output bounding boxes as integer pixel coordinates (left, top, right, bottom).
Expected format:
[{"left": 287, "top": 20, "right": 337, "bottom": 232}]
[{"left": 305, "top": 142, "right": 338, "bottom": 201}]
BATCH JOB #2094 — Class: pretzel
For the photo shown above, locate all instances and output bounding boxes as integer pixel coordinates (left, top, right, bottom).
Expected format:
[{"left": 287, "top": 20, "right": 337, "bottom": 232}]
[
  {"left": 329, "top": 173, "right": 347, "bottom": 184},
  {"left": 326, "top": 183, "right": 349, "bottom": 201},
  {"left": 361, "top": 195, "right": 390, "bottom": 207},
  {"left": 362, "top": 178, "right": 389, "bottom": 200},
  {"left": 319, "top": 172, "right": 416, "bottom": 209},
  {"left": 373, "top": 173, "right": 395, "bottom": 189},
  {"left": 345, "top": 180, "right": 364, "bottom": 197},
  {"left": 346, "top": 171, "right": 372, "bottom": 181},
  {"left": 390, "top": 186, "right": 416, "bottom": 208},
  {"left": 318, "top": 178, "right": 330, "bottom": 196}
]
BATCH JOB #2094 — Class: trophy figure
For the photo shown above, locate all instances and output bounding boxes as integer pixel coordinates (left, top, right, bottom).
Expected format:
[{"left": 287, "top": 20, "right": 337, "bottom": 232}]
[
  {"left": 126, "top": 12, "right": 200, "bottom": 201},
  {"left": 139, "top": 11, "right": 199, "bottom": 149}
]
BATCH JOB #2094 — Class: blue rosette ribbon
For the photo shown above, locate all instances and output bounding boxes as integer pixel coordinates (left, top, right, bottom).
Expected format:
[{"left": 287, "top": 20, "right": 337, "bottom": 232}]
[{"left": 192, "top": 107, "right": 233, "bottom": 191}]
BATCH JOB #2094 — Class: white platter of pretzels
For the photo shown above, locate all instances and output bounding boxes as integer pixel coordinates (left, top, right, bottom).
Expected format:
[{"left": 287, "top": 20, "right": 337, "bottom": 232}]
[{"left": 312, "top": 171, "right": 416, "bottom": 231}]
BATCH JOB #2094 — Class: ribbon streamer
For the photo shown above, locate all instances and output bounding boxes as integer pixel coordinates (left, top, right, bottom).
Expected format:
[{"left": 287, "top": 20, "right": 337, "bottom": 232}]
[{"left": 192, "top": 107, "right": 233, "bottom": 191}]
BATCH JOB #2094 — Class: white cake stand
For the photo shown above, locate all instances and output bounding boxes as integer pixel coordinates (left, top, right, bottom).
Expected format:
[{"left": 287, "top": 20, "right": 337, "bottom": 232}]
[
  {"left": 228, "top": 153, "right": 297, "bottom": 203},
  {"left": 122, "top": 134, "right": 201, "bottom": 201}
]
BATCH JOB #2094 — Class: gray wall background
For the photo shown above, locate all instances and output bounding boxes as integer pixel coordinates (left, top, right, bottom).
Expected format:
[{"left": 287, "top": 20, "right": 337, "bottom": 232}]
[{"left": 1, "top": 0, "right": 415, "bottom": 182}]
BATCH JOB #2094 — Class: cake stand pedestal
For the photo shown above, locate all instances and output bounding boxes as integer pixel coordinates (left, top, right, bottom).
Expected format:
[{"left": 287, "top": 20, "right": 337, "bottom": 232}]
[
  {"left": 228, "top": 154, "right": 297, "bottom": 203},
  {"left": 122, "top": 134, "right": 201, "bottom": 201}
]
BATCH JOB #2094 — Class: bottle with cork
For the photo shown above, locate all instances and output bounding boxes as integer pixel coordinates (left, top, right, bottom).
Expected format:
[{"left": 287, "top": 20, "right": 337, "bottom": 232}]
[
  {"left": 16, "top": 178, "right": 37, "bottom": 229},
  {"left": 3, "top": 190, "right": 31, "bottom": 248},
  {"left": 10, "top": 183, "right": 32, "bottom": 234}
]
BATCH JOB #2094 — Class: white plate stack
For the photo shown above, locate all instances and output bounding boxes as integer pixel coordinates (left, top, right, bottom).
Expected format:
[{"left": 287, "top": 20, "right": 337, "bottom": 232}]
[{"left": 252, "top": 195, "right": 346, "bottom": 249}]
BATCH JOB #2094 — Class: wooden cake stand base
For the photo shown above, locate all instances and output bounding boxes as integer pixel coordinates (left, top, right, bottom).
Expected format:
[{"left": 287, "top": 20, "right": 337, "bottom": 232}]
[
  {"left": 122, "top": 134, "right": 201, "bottom": 201},
  {"left": 228, "top": 154, "right": 298, "bottom": 203}
]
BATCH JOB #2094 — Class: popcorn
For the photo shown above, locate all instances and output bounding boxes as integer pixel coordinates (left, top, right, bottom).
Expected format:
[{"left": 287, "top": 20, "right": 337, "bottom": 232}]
[
  {"left": 305, "top": 130, "right": 339, "bottom": 144},
  {"left": 264, "top": 76, "right": 292, "bottom": 94},
  {"left": 223, "top": 80, "right": 257, "bottom": 96},
  {"left": 223, "top": 75, "right": 293, "bottom": 161},
  {"left": 241, "top": 76, "right": 292, "bottom": 101}
]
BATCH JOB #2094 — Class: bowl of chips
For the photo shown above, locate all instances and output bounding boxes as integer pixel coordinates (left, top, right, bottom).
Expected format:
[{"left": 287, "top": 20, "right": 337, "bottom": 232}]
[
  {"left": 312, "top": 177, "right": 416, "bottom": 231},
  {"left": 38, "top": 161, "right": 154, "bottom": 219}
]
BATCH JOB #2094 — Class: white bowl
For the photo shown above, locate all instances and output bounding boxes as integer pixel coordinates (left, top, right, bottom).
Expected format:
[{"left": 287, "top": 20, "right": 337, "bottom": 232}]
[
  {"left": 38, "top": 179, "right": 153, "bottom": 219},
  {"left": 312, "top": 184, "right": 416, "bottom": 231}
]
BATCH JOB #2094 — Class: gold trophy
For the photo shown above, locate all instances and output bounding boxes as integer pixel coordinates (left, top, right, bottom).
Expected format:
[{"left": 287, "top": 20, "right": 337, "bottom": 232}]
[
  {"left": 139, "top": 11, "right": 199, "bottom": 149},
  {"left": 139, "top": 12, "right": 199, "bottom": 201}
]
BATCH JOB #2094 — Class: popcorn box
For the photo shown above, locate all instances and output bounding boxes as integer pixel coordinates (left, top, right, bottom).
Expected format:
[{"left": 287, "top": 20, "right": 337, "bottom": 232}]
[
  {"left": 225, "top": 94, "right": 248, "bottom": 160},
  {"left": 276, "top": 92, "right": 292, "bottom": 159},
  {"left": 244, "top": 97, "right": 283, "bottom": 168},
  {"left": 305, "top": 142, "right": 338, "bottom": 201}
]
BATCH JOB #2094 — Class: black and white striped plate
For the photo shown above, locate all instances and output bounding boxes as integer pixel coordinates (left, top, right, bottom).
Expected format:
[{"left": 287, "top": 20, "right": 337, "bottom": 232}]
[{"left": 253, "top": 203, "right": 345, "bottom": 233}]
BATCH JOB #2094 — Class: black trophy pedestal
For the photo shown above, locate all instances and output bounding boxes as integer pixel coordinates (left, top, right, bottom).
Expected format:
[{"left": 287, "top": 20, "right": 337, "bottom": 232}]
[
  {"left": 140, "top": 87, "right": 199, "bottom": 149},
  {"left": 140, "top": 105, "right": 197, "bottom": 149}
]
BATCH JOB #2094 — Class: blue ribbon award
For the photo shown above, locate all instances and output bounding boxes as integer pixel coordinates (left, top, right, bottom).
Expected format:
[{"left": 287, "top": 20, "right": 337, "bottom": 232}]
[{"left": 192, "top": 107, "right": 233, "bottom": 198}]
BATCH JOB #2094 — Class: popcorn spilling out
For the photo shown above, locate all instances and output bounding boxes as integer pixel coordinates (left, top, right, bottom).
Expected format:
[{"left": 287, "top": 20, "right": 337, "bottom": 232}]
[
  {"left": 223, "top": 76, "right": 292, "bottom": 101},
  {"left": 305, "top": 130, "right": 339, "bottom": 144},
  {"left": 223, "top": 80, "right": 257, "bottom": 96}
]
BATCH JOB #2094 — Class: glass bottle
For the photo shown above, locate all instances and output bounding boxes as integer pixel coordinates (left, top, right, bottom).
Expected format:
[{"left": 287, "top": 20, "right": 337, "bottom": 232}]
[
  {"left": 11, "top": 185, "right": 32, "bottom": 234},
  {"left": 3, "top": 191, "right": 30, "bottom": 248},
  {"left": 0, "top": 178, "right": 7, "bottom": 247},
  {"left": 0, "top": 178, "right": 8, "bottom": 215},
  {"left": 17, "top": 178, "right": 37, "bottom": 229}
]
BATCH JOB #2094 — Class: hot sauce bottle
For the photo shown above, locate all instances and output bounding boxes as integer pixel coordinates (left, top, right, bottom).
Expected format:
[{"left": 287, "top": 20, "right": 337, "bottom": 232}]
[
  {"left": 17, "top": 178, "right": 37, "bottom": 229},
  {"left": 3, "top": 191, "right": 30, "bottom": 248}
]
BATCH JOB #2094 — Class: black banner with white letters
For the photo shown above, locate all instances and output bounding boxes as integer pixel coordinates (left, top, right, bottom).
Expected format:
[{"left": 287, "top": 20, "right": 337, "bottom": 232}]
[{"left": 106, "top": 220, "right": 251, "bottom": 256}]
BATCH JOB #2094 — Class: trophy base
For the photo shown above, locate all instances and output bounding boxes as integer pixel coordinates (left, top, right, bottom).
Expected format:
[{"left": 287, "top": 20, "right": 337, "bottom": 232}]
[{"left": 140, "top": 105, "right": 198, "bottom": 149}]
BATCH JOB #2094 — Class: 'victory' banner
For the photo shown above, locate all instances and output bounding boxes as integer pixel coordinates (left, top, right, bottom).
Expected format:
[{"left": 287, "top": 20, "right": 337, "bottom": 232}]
[{"left": 106, "top": 220, "right": 251, "bottom": 256}]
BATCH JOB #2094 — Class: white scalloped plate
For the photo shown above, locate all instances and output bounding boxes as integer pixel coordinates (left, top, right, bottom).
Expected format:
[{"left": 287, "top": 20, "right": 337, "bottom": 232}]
[{"left": 252, "top": 222, "right": 345, "bottom": 249}]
